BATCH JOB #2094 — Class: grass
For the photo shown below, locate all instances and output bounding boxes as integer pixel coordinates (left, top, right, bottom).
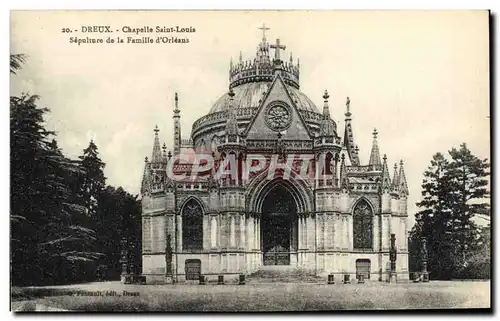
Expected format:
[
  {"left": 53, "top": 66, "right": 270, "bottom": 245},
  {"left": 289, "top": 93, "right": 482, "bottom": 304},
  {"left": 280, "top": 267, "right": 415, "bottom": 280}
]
[{"left": 11, "top": 280, "right": 490, "bottom": 312}]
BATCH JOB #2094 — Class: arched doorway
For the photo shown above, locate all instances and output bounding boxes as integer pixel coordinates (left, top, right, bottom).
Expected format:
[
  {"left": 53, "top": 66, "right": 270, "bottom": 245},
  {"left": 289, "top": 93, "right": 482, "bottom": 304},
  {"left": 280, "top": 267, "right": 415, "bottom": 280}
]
[
  {"left": 261, "top": 184, "right": 298, "bottom": 265},
  {"left": 356, "top": 259, "right": 371, "bottom": 279}
]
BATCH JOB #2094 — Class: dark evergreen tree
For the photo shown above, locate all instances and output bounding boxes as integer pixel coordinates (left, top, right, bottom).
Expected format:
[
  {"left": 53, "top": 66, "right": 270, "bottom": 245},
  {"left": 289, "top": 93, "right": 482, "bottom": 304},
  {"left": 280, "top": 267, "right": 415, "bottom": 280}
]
[
  {"left": 10, "top": 94, "right": 103, "bottom": 285},
  {"left": 410, "top": 144, "right": 490, "bottom": 280},
  {"left": 446, "top": 144, "right": 490, "bottom": 270},
  {"left": 97, "top": 187, "right": 142, "bottom": 279},
  {"left": 78, "top": 140, "right": 106, "bottom": 219},
  {"left": 10, "top": 54, "right": 142, "bottom": 285},
  {"left": 10, "top": 56, "right": 103, "bottom": 285}
]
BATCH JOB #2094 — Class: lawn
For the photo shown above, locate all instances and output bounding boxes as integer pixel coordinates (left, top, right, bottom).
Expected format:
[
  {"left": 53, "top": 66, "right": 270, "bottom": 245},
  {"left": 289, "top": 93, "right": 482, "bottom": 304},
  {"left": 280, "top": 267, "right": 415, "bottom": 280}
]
[{"left": 11, "top": 280, "right": 490, "bottom": 312}]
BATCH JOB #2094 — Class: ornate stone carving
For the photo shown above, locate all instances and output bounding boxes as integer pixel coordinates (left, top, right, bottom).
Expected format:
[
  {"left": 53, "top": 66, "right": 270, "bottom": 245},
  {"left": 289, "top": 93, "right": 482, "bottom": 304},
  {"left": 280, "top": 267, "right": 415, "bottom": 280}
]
[{"left": 265, "top": 101, "right": 293, "bottom": 131}]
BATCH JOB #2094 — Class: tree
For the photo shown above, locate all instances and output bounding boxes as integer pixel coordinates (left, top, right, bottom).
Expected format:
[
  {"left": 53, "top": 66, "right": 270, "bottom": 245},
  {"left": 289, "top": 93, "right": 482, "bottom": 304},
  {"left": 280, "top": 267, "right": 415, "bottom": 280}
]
[
  {"left": 96, "top": 187, "right": 141, "bottom": 279},
  {"left": 446, "top": 144, "right": 490, "bottom": 269},
  {"left": 10, "top": 56, "right": 103, "bottom": 285},
  {"left": 78, "top": 140, "right": 106, "bottom": 219},
  {"left": 10, "top": 54, "right": 26, "bottom": 74},
  {"left": 410, "top": 144, "right": 490, "bottom": 279}
]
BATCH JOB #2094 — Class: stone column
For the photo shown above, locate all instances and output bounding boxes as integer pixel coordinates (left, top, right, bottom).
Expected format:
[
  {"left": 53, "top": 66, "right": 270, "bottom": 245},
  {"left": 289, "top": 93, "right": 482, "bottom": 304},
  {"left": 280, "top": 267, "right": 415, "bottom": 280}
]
[
  {"left": 297, "top": 216, "right": 302, "bottom": 266},
  {"left": 248, "top": 216, "right": 254, "bottom": 250},
  {"left": 323, "top": 215, "right": 328, "bottom": 250},
  {"left": 381, "top": 215, "right": 389, "bottom": 250},
  {"left": 343, "top": 216, "right": 349, "bottom": 250},
  {"left": 314, "top": 215, "right": 319, "bottom": 271},
  {"left": 330, "top": 215, "right": 335, "bottom": 250},
  {"left": 177, "top": 215, "right": 182, "bottom": 252},
  {"left": 303, "top": 216, "right": 309, "bottom": 249},
  {"left": 373, "top": 214, "right": 379, "bottom": 251},
  {"left": 240, "top": 214, "right": 246, "bottom": 249},
  {"left": 210, "top": 215, "right": 217, "bottom": 248},
  {"left": 230, "top": 215, "right": 236, "bottom": 247},
  {"left": 334, "top": 215, "right": 340, "bottom": 249},
  {"left": 348, "top": 215, "right": 353, "bottom": 250}
]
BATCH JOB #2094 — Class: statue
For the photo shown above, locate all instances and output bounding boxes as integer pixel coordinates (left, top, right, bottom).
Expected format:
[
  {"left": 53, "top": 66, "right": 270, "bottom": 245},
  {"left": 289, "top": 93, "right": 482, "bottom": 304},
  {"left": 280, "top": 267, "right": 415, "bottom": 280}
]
[
  {"left": 165, "top": 234, "right": 173, "bottom": 276},
  {"left": 421, "top": 237, "right": 429, "bottom": 282},
  {"left": 389, "top": 233, "right": 397, "bottom": 283}
]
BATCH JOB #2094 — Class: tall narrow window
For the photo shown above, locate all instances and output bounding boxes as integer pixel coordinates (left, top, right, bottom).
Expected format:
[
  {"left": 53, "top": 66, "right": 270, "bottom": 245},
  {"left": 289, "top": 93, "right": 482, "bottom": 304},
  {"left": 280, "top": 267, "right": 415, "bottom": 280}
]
[
  {"left": 353, "top": 199, "right": 373, "bottom": 249},
  {"left": 182, "top": 199, "right": 203, "bottom": 250}
]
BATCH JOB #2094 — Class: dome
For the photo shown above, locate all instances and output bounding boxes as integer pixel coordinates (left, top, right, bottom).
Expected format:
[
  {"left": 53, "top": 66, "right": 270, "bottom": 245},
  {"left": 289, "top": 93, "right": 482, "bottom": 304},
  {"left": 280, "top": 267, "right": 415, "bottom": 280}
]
[{"left": 208, "top": 82, "right": 320, "bottom": 114}]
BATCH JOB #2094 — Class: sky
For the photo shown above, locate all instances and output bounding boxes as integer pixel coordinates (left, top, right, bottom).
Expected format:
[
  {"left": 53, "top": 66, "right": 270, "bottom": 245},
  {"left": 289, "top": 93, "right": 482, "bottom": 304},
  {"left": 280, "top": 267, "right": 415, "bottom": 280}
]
[{"left": 10, "top": 10, "right": 490, "bottom": 227}]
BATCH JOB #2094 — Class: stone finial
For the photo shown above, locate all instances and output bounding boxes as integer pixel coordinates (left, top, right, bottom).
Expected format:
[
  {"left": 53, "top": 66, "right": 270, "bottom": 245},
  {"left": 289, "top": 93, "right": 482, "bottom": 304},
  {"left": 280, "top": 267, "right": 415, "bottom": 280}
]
[{"left": 323, "top": 90, "right": 329, "bottom": 101}]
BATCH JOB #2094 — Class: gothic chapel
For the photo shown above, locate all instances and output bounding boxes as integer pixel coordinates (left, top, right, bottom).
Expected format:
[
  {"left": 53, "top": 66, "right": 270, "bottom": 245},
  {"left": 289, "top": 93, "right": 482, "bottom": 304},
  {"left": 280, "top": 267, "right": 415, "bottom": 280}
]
[{"left": 139, "top": 26, "right": 410, "bottom": 284}]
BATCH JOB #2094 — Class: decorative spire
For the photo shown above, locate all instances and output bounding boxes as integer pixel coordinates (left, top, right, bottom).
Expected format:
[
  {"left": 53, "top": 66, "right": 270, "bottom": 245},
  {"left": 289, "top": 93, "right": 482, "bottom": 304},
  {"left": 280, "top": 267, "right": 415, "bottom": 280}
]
[
  {"left": 239, "top": 51, "right": 243, "bottom": 63},
  {"left": 398, "top": 159, "right": 409, "bottom": 195},
  {"left": 225, "top": 88, "right": 238, "bottom": 136},
  {"left": 173, "top": 93, "right": 181, "bottom": 156},
  {"left": 151, "top": 125, "right": 162, "bottom": 163},
  {"left": 162, "top": 142, "right": 167, "bottom": 162},
  {"left": 319, "top": 90, "right": 335, "bottom": 137},
  {"left": 342, "top": 96, "right": 359, "bottom": 165},
  {"left": 340, "top": 153, "right": 348, "bottom": 189},
  {"left": 289, "top": 52, "right": 293, "bottom": 64},
  {"left": 392, "top": 162, "right": 399, "bottom": 192},
  {"left": 369, "top": 128, "right": 382, "bottom": 167},
  {"left": 381, "top": 154, "right": 391, "bottom": 191},
  {"left": 141, "top": 156, "right": 151, "bottom": 195}
]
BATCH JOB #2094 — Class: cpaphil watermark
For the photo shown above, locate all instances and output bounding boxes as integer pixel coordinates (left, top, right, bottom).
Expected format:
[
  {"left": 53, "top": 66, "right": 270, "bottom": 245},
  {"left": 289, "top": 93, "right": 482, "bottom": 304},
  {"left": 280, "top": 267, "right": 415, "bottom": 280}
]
[{"left": 165, "top": 151, "right": 337, "bottom": 183}]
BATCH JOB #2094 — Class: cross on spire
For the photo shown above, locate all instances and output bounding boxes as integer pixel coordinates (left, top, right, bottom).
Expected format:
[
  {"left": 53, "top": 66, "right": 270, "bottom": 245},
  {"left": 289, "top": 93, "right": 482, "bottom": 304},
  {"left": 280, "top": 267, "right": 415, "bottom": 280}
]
[
  {"left": 258, "top": 23, "right": 270, "bottom": 41},
  {"left": 270, "top": 38, "right": 286, "bottom": 62}
]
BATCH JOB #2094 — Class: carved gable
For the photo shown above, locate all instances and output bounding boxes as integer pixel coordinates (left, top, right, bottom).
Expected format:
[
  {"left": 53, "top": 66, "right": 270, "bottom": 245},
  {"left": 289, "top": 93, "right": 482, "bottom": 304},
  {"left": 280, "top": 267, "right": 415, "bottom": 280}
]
[{"left": 245, "top": 74, "right": 312, "bottom": 140}]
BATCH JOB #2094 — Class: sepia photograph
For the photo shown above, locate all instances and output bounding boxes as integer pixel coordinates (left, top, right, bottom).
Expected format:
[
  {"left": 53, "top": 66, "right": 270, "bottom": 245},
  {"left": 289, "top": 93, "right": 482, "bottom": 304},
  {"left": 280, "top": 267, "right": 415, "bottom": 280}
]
[{"left": 9, "top": 10, "right": 491, "bottom": 312}]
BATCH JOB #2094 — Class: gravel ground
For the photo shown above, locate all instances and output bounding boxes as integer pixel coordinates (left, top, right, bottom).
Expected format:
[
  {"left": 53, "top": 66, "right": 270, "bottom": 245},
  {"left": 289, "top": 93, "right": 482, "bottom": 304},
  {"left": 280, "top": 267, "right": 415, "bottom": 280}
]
[{"left": 11, "top": 280, "right": 490, "bottom": 312}]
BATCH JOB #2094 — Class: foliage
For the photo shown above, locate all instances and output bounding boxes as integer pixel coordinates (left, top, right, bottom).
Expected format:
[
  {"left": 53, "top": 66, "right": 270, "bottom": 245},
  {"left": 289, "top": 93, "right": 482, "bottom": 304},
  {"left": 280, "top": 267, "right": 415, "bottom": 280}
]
[
  {"left": 10, "top": 54, "right": 141, "bottom": 286},
  {"left": 410, "top": 144, "right": 490, "bottom": 280}
]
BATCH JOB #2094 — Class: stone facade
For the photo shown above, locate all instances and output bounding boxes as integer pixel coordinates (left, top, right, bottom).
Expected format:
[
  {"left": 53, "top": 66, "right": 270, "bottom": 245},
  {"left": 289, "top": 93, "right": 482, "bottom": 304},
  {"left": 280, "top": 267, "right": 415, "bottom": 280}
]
[{"left": 139, "top": 30, "right": 409, "bottom": 284}]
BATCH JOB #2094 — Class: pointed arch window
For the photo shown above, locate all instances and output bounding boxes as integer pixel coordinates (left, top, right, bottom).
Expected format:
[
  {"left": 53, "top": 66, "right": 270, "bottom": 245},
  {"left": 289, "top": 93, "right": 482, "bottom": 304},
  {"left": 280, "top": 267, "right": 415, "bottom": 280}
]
[
  {"left": 353, "top": 199, "right": 373, "bottom": 249},
  {"left": 182, "top": 199, "right": 203, "bottom": 251}
]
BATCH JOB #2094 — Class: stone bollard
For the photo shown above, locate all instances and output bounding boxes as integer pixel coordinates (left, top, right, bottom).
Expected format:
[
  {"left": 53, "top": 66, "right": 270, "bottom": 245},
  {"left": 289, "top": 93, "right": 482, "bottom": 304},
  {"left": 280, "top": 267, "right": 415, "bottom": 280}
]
[
  {"left": 357, "top": 274, "right": 365, "bottom": 284},
  {"left": 343, "top": 274, "right": 351, "bottom": 284},
  {"left": 199, "top": 275, "right": 205, "bottom": 285},
  {"left": 327, "top": 274, "right": 335, "bottom": 284},
  {"left": 217, "top": 275, "right": 224, "bottom": 285},
  {"left": 422, "top": 272, "right": 429, "bottom": 282},
  {"left": 239, "top": 274, "right": 245, "bottom": 285}
]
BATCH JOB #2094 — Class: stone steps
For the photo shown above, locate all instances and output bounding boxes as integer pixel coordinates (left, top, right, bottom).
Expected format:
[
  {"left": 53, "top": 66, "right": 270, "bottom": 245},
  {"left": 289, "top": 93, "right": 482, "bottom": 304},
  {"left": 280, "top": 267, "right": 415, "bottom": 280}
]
[{"left": 247, "top": 268, "right": 324, "bottom": 284}]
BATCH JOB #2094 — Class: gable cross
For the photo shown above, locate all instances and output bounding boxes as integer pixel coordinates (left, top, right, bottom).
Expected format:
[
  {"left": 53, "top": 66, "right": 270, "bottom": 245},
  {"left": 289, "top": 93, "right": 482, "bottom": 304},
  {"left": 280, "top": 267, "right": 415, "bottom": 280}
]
[{"left": 270, "top": 38, "right": 286, "bottom": 62}]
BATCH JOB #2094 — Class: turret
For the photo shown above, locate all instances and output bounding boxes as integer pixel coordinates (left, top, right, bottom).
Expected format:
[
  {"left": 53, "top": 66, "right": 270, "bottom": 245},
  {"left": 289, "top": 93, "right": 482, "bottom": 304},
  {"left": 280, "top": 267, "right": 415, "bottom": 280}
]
[{"left": 229, "top": 25, "right": 300, "bottom": 89}]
